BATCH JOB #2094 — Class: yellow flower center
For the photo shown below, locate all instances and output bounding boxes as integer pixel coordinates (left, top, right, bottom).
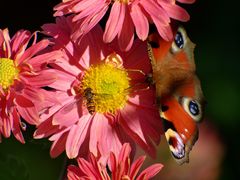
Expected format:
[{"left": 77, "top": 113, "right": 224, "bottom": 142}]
[
  {"left": 0, "top": 58, "right": 19, "bottom": 90},
  {"left": 81, "top": 54, "right": 130, "bottom": 114}
]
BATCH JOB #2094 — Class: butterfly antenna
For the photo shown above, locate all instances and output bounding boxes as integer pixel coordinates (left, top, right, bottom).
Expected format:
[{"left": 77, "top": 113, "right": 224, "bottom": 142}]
[{"left": 126, "top": 69, "right": 146, "bottom": 76}]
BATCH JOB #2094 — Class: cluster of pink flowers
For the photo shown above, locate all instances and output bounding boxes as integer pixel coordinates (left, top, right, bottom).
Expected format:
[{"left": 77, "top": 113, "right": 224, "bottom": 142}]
[
  {"left": 0, "top": 0, "right": 195, "bottom": 179},
  {"left": 67, "top": 143, "right": 163, "bottom": 180},
  {"left": 54, "top": 0, "right": 195, "bottom": 51}
]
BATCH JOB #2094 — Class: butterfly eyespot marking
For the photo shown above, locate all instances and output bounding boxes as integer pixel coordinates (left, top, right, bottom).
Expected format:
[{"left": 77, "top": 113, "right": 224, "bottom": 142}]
[
  {"left": 175, "top": 32, "right": 184, "bottom": 49},
  {"left": 189, "top": 100, "right": 199, "bottom": 116},
  {"left": 180, "top": 97, "right": 203, "bottom": 122},
  {"left": 168, "top": 135, "right": 185, "bottom": 159},
  {"left": 163, "top": 119, "right": 185, "bottom": 160},
  {"left": 171, "top": 27, "right": 187, "bottom": 53}
]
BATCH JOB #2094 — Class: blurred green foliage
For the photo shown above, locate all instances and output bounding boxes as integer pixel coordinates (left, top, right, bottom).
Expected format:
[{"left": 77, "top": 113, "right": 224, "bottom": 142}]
[
  {"left": 0, "top": 0, "right": 239, "bottom": 179},
  {"left": 0, "top": 127, "right": 65, "bottom": 180}
]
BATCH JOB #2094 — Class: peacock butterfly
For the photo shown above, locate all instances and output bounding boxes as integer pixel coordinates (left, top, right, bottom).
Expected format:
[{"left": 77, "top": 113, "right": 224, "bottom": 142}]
[{"left": 147, "top": 26, "right": 206, "bottom": 164}]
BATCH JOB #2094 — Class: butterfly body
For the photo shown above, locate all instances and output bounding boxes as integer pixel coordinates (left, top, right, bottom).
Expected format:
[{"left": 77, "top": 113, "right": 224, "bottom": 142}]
[{"left": 147, "top": 26, "right": 205, "bottom": 164}]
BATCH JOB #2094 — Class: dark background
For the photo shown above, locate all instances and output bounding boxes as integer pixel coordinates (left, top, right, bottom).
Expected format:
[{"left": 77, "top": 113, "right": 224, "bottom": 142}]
[
  {"left": 188, "top": 2, "right": 240, "bottom": 179},
  {"left": 0, "top": 0, "right": 239, "bottom": 179}
]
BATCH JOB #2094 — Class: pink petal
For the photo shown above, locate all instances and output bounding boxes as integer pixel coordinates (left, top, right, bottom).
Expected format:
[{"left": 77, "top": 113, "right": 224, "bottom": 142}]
[
  {"left": 11, "top": 30, "right": 31, "bottom": 60},
  {"left": 42, "top": 16, "right": 73, "bottom": 42},
  {"left": 52, "top": 102, "right": 79, "bottom": 127},
  {"left": 47, "top": 69, "right": 75, "bottom": 91},
  {"left": 72, "top": 5, "right": 108, "bottom": 42},
  {"left": 129, "top": 156, "right": 145, "bottom": 179},
  {"left": 142, "top": 0, "right": 170, "bottom": 25},
  {"left": 50, "top": 130, "right": 68, "bottom": 158},
  {"left": 17, "top": 31, "right": 38, "bottom": 55},
  {"left": 1, "top": 28, "right": 12, "bottom": 58},
  {"left": 130, "top": 4, "right": 149, "bottom": 40},
  {"left": 137, "top": 163, "right": 163, "bottom": 180},
  {"left": 89, "top": 114, "right": 122, "bottom": 165},
  {"left": 11, "top": 108, "right": 25, "bottom": 143},
  {"left": 118, "top": 5, "right": 134, "bottom": 51},
  {"left": 41, "top": 23, "right": 60, "bottom": 38},
  {"left": 72, "top": 0, "right": 104, "bottom": 20},
  {"left": 89, "top": 114, "right": 104, "bottom": 156},
  {"left": 77, "top": 158, "right": 100, "bottom": 178},
  {"left": 39, "top": 92, "right": 76, "bottom": 122},
  {"left": 120, "top": 104, "right": 157, "bottom": 157},
  {"left": 110, "top": 151, "right": 123, "bottom": 180},
  {"left": 49, "top": 125, "right": 71, "bottom": 141},
  {"left": 53, "top": 0, "right": 74, "bottom": 16},
  {"left": 27, "top": 50, "right": 64, "bottom": 69},
  {"left": 1, "top": 115, "right": 12, "bottom": 138},
  {"left": 118, "top": 143, "right": 131, "bottom": 162},
  {"left": 159, "top": 1, "right": 190, "bottom": 22},
  {"left": 109, "top": 152, "right": 117, "bottom": 174},
  {"left": 22, "top": 87, "right": 44, "bottom": 103},
  {"left": 16, "top": 39, "right": 50, "bottom": 65},
  {"left": 73, "top": 0, "right": 99, "bottom": 12},
  {"left": 142, "top": 0, "right": 173, "bottom": 41},
  {"left": 34, "top": 117, "right": 59, "bottom": 139},
  {"left": 15, "top": 95, "right": 39, "bottom": 125},
  {"left": 103, "top": 1, "right": 125, "bottom": 43},
  {"left": 67, "top": 165, "right": 82, "bottom": 180},
  {"left": 75, "top": 25, "right": 107, "bottom": 68},
  {"left": 88, "top": 153, "right": 99, "bottom": 171},
  {"left": 123, "top": 39, "right": 151, "bottom": 74},
  {"left": 129, "top": 101, "right": 162, "bottom": 144},
  {"left": 128, "top": 90, "right": 157, "bottom": 110},
  {"left": 65, "top": 114, "right": 92, "bottom": 158},
  {"left": 35, "top": 91, "right": 56, "bottom": 116},
  {"left": 0, "top": 29, "right": 4, "bottom": 44},
  {"left": 20, "top": 69, "right": 57, "bottom": 87},
  {"left": 154, "top": 19, "right": 173, "bottom": 41},
  {"left": 77, "top": 153, "right": 107, "bottom": 180},
  {"left": 52, "top": 57, "right": 82, "bottom": 77},
  {"left": 120, "top": 105, "right": 147, "bottom": 143},
  {"left": 118, "top": 143, "right": 131, "bottom": 175}
]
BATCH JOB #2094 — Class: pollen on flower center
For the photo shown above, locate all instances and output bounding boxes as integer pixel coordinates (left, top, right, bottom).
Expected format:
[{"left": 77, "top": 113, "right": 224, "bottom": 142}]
[
  {"left": 81, "top": 56, "right": 130, "bottom": 114},
  {"left": 0, "top": 58, "right": 19, "bottom": 89}
]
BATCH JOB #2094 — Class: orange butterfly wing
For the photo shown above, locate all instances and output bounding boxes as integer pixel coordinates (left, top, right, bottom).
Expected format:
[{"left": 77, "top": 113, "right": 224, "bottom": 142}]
[{"left": 148, "top": 26, "right": 205, "bottom": 164}]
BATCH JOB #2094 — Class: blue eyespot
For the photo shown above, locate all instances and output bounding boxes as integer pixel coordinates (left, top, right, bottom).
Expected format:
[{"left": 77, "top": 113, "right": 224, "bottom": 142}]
[
  {"left": 175, "top": 32, "right": 184, "bottom": 49},
  {"left": 189, "top": 100, "right": 199, "bottom": 116}
]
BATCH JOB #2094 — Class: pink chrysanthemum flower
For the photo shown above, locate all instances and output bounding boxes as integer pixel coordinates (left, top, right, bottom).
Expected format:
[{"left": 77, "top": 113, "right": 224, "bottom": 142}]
[
  {"left": 54, "top": 0, "right": 195, "bottom": 51},
  {"left": 0, "top": 28, "right": 62, "bottom": 143},
  {"left": 67, "top": 143, "right": 163, "bottom": 180},
  {"left": 34, "top": 17, "right": 162, "bottom": 164}
]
